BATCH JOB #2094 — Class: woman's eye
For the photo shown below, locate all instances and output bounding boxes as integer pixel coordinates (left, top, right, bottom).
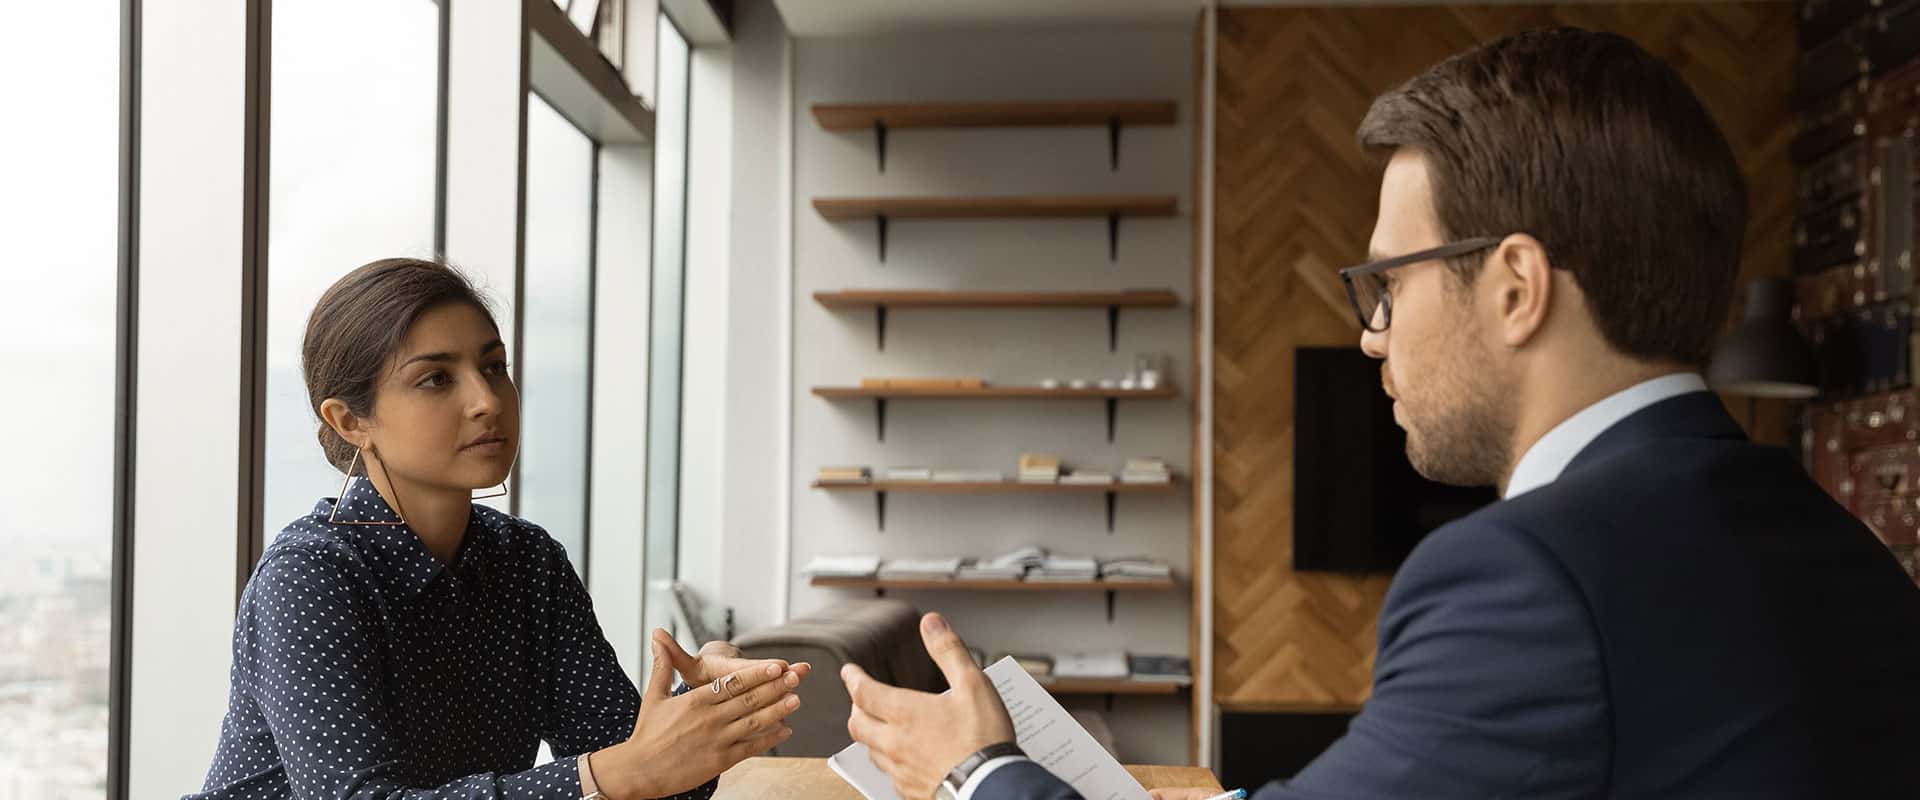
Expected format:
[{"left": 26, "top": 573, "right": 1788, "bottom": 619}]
[
  {"left": 485, "top": 360, "right": 510, "bottom": 376},
  {"left": 417, "top": 371, "right": 448, "bottom": 388}
]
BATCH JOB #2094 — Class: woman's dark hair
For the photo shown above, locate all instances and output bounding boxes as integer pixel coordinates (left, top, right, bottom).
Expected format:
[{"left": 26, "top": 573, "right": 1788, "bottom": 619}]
[
  {"left": 303, "top": 258, "right": 502, "bottom": 473},
  {"left": 1355, "top": 26, "right": 1748, "bottom": 368}
]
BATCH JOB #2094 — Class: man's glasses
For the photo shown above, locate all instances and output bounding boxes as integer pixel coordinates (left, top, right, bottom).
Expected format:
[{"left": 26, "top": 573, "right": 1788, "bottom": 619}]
[{"left": 1338, "top": 237, "right": 1506, "bottom": 332}]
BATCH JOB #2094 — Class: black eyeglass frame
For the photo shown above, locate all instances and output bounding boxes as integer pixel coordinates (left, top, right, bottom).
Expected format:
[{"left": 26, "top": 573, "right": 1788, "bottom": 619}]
[{"left": 1338, "top": 236, "right": 1507, "bottom": 332}]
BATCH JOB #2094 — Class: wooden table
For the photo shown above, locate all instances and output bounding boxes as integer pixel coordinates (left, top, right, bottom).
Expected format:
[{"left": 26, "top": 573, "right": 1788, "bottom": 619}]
[{"left": 715, "top": 757, "right": 1223, "bottom": 799}]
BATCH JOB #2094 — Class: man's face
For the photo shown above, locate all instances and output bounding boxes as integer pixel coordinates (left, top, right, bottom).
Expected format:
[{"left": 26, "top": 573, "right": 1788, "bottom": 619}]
[{"left": 1358, "top": 151, "right": 1515, "bottom": 487}]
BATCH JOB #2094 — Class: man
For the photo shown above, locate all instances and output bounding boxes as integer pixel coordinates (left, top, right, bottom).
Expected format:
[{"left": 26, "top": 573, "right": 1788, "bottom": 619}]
[{"left": 841, "top": 27, "right": 1920, "bottom": 799}]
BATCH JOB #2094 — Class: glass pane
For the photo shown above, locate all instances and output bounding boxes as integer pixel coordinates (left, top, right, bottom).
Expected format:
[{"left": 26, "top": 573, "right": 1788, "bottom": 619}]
[
  {"left": 521, "top": 94, "right": 596, "bottom": 579},
  {"left": 643, "top": 15, "right": 692, "bottom": 644},
  {"left": 0, "top": 3, "right": 120, "bottom": 797},
  {"left": 264, "top": 0, "right": 439, "bottom": 536}
]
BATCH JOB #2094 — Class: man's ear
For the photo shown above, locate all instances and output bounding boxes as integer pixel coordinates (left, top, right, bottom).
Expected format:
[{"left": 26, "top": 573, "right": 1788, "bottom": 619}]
[
  {"left": 1488, "top": 233, "right": 1553, "bottom": 349},
  {"left": 318, "top": 398, "right": 372, "bottom": 450}
]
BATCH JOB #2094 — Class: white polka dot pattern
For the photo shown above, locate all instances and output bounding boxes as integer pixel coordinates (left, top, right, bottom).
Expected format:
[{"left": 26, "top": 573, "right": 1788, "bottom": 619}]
[{"left": 185, "top": 477, "right": 719, "bottom": 799}]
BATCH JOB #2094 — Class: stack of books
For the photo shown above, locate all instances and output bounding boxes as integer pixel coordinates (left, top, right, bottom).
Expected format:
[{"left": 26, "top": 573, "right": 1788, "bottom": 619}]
[
  {"left": 1120, "top": 457, "right": 1172, "bottom": 485},
  {"left": 1058, "top": 470, "right": 1115, "bottom": 486},
  {"left": 801, "top": 555, "right": 882, "bottom": 579},
  {"left": 1053, "top": 652, "right": 1130, "bottom": 680},
  {"left": 1127, "top": 655, "right": 1193, "bottom": 685},
  {"left": 816, "top": 465, "right": 871, "bottom": 485},
  {"left": 933, "top": 468, "right": 1005, "bottom": 484},
  {"left": 1030, "top": 555, "right": 1100, "bottom": 582},
  {"left": 884, "top": 466, "right": 933, "bottom": 482},
  {"left": 1018, "top": 453, "right": 1061, "bottom": 484},
  {"left": 877, "top": 557, "right": 963, "bottom": 580},
  {"left": 1099, "top": 558, "right": 1174, "bottom": 582},
  {"left": 956, "top": 559, "right": 1028, "bottom": 580}
]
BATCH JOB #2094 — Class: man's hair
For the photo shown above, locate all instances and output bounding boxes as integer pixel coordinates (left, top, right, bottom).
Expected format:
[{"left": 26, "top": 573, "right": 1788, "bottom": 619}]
[{"left": 1356, "top": 26, "right": 1747, "bottom": 368}]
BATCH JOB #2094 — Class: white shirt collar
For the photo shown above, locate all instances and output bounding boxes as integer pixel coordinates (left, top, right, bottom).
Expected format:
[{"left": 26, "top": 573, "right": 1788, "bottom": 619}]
[{"left": 1503, "top": 372, "right": 1709, "bottom": 499}]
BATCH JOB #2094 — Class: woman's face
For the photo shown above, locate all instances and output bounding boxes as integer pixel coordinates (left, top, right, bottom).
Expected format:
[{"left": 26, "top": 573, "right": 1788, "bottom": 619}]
[{"left": 362, "top": 302, "right": 519, "bottom": 493}]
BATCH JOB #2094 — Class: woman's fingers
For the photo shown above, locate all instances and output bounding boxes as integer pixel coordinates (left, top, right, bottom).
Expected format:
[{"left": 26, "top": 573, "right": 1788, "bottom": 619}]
[
  {"left": 703, "top": 660, "right": 788, "bottom": 705},
  {"left": 729, "top": 669, "right": 799, "bottom": 717},
  {"left": 727, "top": 724, "right": 794, "bottom": 764},
  {"left": 725, "top": 692, "right": 802, "bottom": 741}
]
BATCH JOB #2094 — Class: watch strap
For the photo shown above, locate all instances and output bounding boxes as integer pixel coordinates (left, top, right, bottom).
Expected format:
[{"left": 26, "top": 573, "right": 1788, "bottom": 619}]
[{"left": 943, "top": 741, "right": 1026, "bottom": 793}]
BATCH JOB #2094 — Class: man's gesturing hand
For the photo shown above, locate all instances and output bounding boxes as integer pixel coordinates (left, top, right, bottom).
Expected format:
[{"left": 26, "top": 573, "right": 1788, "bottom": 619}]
[{"left": 842, "top": 613, "right": 1016, "bottom": 800}]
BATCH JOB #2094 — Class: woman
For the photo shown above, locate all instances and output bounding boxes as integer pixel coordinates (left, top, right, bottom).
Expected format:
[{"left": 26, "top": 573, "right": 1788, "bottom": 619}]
[{"left": 189, "top": 259, "right": 807, "bottom": 799}]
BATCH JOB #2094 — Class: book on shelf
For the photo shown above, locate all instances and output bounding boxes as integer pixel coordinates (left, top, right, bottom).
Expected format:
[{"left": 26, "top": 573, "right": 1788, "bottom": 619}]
[
  {"left": 985, "top": 546, "right": 1048, "bottom": 570},
  {"left": 1127, "top": 655, "right": 1193, "bottom": 685},
  {"left": 802, "top": 555, "right": 882, "bottom": 578},
  {"left": 817, "top": 466, "right": 872, "bottom": 484},
  {"left": 1053, "top": 651, "right": 1130, "bottom": 681},
  {"left": 1029, "top": 555, "right": 1099, "bottom": 581},
  {"left": 860, "top": 377, "right": 987, "bottom": 390},
  {"left": 877, "top": 557, "right": 963, "bottom": 580},
  {"left": 1099, "top": 558, "right": 1173, "bottom": 581},
  {"left": 1005, "top": 653, "right": 1056, "bottom": 679},
  {"left": 932, "top": 468, "right": 1006, "bottom": 483},
  {"left": 956, "top": 559, "right": 1028, "bottom": 581},
  {"left": 884, "top": 466, "right": 934, "bottom": 482},
  {"left": 1119, "top": 457, "right": 1171, "bottom": 484},
  {"left": 1058, "top": 470, "right": 1115, "bottom": 486}
]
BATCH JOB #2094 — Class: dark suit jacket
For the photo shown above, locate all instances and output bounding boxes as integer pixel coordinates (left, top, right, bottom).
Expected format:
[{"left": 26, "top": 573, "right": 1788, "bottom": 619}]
[{"left": 981, "top": 392, "right": 1920, "bottom": 799}]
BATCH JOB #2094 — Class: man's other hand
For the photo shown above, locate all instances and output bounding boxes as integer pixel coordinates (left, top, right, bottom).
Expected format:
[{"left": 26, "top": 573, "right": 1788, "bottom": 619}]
[{"left": 842, "top": 612, "right": 1017, "bottom": 800}]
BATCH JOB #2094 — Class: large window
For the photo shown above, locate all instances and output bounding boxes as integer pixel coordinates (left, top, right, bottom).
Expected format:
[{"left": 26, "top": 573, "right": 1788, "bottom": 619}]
[
  {"left": 0, "top": 4, "right": 122, "bottom": 797},
  {"left": 520, "top": 95, "right": 598, "bottom": 578},
  {"left": 263, "top": 0, "right": 441, "bottom": 535},
  {"left": 643, "top": 15, "right": 693, "bottom": 642}
]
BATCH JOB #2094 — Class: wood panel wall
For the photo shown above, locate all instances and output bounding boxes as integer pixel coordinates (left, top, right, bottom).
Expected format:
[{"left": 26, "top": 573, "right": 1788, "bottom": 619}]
[{"left": 1210, "top": 3, "right": 1796, "bottom": 709}]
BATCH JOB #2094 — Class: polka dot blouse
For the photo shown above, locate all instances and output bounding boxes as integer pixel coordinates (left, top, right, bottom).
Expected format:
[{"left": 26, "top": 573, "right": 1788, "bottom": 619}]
[{"left": 187, "top": 477, "right": 718, "bottom": 799}]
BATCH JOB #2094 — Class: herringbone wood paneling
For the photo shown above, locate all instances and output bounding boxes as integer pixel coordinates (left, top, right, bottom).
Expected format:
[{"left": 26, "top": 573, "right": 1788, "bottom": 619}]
[{"left": 1212, "top": 5, "right": 1796, "bottom": 708}]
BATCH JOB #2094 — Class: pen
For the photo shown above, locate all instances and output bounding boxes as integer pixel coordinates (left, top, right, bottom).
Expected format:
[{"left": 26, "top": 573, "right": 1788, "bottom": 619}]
[{"left": 1202, "top": 791, "right": 1247, "bottom": 800}]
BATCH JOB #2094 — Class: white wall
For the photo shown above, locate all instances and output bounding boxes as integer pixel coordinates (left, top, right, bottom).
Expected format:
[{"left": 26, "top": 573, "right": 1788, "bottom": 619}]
[
  {"left": 789, "top": 27, "right": 1196, "bottom": 763},
  {"left": 678, "top": 0, "right": 792, "bottom": 637}
]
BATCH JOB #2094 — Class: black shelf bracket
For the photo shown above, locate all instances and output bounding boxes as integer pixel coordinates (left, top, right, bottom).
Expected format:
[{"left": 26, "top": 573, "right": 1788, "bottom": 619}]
[
  {"left": 1107, "top": 305, "right": 1121, "bottom": 352},
  {"left": 1105, "top": 397, "right": 1119, "bottom": 443},
  {"left": 873, "top": 587, "right": 887, "bottom": 598},
  {"left": 874, "top": 121, "right": 889, "bottom": 173},
  {"left": 876, "top": 215, "right": 890, "bottom": 263},
  {"left": 875, "top": 490, "right": 887, "bottom": 532},
  {"left": 876, "top": 305, "right": 888, "bottom": 351},
  {"left": 1106, "top": 491, "right": 1117, "bottom": 533},
  {"left": 875, "top": 397, "right": 888, "bottom": 441},
  {"left": 1108, "top": 117, "right": 1122, "bottom": 171},
  {"left": 1104, "top": 692, "right": 1117, "bottom": 712},
  {"left": 1107, "top": 213, "right": 1121, "bottom": 262},
  {"left": 1106, "top": 590, "right": 1118, "bottom": 622}
]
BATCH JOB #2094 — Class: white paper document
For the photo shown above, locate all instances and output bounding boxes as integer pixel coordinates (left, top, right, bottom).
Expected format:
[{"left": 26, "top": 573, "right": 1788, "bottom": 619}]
[{"left": 829, "top": 656, "right": 1150, "bottom": 800}]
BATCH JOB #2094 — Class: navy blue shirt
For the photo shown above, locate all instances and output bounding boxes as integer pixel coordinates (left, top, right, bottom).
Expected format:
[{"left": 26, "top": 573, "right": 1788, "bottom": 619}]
[{"left": 189, "top": 476, "right": 717, "bottom": 799}]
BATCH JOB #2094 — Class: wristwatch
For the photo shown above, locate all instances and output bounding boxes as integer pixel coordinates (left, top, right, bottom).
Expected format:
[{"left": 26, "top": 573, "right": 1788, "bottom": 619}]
[
  {"left": 936, "top": 742, "right": 1026, "bottom": 800},
  {"left": 579, "top": 753, "right": 606, "bottom": 800}
]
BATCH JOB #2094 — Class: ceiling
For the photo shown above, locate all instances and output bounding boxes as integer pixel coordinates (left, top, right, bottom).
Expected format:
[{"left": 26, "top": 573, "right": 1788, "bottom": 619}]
[{"left": 769, "top": 0, "right": 1206, "bottom": 36}]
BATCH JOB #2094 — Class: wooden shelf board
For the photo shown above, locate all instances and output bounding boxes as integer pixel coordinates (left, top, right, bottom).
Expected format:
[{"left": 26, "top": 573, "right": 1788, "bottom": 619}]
[
  {"left": 1042, "top": 678, "right": 1189, "bottom": 696},
  {"left": 812, "top": 195, "right": 1178, "bottom": 221},
  {"left": 809, "top": 577, "right": 1178, "bottom": 592},
  {"left": 1215, "top": 700, "right": 1366, "bottom": 715},
  {"left": 814, "top": 289, "right": 1179, "bottom": 310},
  {"left": 812, "top": 385, "right": 1177, "bottom": 400},
  {"left": 812, "top": 479, "right": 1180, "bottom": 494},
  {"left": 812, "top": 100, "right": 1177, "bottom": 131}
]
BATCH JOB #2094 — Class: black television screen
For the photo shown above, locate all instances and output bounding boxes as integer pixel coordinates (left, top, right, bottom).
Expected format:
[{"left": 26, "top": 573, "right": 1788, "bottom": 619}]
[{"left": 1293, "top": 347, "right": 1496, "bottom": 572}]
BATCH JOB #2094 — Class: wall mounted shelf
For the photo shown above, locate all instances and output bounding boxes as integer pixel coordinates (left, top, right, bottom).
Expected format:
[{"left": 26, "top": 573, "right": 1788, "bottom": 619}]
[
  {"left": 811, "top": 100, "right": 1178, "bottom": 172},
  {"left": 811, "top": 195, "right": 1178, "bottom": 262},
  {"left": 810, "top": 575, "right": 1178, "bottom": 622},
  {"left": 812, "top": 477, "right": 1182, "bottom": 531},
  {"left": 814, "top": 289, "right": 1180, "bottom": 351},
  {"left": 812, "top": 383, "right": 1177, "bottom": 442},
  {"left": 1041, "top": 678, "right": 1186, "bottom": 696}
]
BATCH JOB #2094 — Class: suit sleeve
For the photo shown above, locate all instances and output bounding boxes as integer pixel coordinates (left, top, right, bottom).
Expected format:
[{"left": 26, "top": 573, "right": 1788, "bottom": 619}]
[
  {"left": 972, "top": 760, "right": 1086, "bottom": 800},
  {"left": 1252, "top": 520, "right": 1610, "bottom": 800}
]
